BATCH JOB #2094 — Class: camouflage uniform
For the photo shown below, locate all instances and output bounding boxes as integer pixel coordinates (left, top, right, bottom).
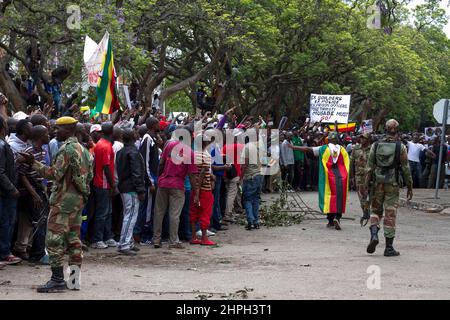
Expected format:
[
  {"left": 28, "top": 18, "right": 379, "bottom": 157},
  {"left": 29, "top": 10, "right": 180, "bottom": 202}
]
[
  {"left": 351, "top": 144, "right": 370, "bottom": 218},
  {"left": 366, "top": 135, "right": 413, "bottom": 238},
  {"left": 34, "top": 137, "right": 93, "bottom": 268}
]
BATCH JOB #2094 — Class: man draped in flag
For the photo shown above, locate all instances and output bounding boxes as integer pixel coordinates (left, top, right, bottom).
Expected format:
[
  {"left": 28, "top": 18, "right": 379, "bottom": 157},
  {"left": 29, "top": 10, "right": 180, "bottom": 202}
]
[
  {"left": 289, "top": 131, "right": 350, "bottom": 230},
  {"left": 95, "top": 39, "right": 119, "bottom": 114}
]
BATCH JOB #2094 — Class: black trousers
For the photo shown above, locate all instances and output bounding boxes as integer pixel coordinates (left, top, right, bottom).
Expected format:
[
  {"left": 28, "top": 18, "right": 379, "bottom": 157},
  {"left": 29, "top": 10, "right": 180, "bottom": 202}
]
[
  {"left": 293, "top": 160, "right": 304, "bottom": 189},
  {"left": 327, "top": 213, "right": 342, "bottom": 224}
]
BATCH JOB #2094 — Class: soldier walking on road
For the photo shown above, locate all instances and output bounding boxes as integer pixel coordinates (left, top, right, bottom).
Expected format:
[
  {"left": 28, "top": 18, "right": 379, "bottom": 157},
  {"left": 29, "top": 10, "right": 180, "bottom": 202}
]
[
  {"left": 366, "top": 119, "right": 413, "bottom": 257},
  {"left": 351, "top": 133, "right": 371, "bottom": 226},
  {"left": 19, "top": 116, "right": 93, "bottom": 292}
]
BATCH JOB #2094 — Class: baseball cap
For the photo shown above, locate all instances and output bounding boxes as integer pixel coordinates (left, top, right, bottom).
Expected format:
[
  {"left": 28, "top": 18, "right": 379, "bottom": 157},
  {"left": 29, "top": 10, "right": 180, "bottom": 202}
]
[
  {"left": 90, "top": 124, "right": 102, "bottom": 134},
  {"left": 13, "top": 111, "right": 29, "bottom": 121},
  {"left": 233, "top": 128, "right": 244, "bottom": 137}
]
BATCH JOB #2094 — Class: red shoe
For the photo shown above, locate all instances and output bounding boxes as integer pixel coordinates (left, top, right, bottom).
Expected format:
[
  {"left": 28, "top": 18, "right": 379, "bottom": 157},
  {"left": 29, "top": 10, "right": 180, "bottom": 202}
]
[
  {"left": 1, "top": 255, "right": 22, "bottom": 265},
  {"left": 201, "top": 239, "right": 217, "bottom": 246},
  {"left": 190, "top": 238, "right": 202, "bottom": 245}
]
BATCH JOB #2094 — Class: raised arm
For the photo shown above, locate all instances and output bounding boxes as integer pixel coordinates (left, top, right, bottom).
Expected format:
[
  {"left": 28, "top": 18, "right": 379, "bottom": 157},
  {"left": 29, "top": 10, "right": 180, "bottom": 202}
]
[{"left": 287, "top": 144, "right": 314, "bottom": 154}]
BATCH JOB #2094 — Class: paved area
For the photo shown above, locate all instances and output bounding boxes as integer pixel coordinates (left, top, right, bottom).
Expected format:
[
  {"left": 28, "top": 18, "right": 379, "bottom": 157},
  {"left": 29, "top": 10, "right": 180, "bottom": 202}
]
[
  {"left": 400, "top": 188, "right": 450, "bottom": 208},
  {"left": 1, "top": 191, "right": 449, "bottom": 300}
]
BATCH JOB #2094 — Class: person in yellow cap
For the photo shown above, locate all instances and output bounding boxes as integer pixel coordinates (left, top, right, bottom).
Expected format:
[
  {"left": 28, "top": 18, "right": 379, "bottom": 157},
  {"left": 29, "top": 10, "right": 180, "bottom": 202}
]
[{"left": 19, "top": 116, "right": 93, "bottom": 293}]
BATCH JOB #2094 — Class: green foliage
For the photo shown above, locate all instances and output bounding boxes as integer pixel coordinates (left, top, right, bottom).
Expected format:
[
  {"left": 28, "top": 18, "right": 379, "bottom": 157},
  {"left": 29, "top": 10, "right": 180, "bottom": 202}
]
[
  {"left": 260, "top": 185, "right": 304, "bottom": 228},
  {"left": 166, "top": 91, "right": 194, "bottom": 114},
  {"left": 0, "top": 0, "right": 449, "bottom": 130}
]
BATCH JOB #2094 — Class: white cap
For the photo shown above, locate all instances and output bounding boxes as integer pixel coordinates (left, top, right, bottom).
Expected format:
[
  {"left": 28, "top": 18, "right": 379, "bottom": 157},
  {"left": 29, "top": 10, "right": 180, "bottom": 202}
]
[
  {"left": 13, "top": 111, "right": 29, "bottom": 121},
  {"left": 233, "top": 128, "right": 243, "bottom": 137},
  {"left": 90, "top": 124, "right": 102, "bottom": 134}
]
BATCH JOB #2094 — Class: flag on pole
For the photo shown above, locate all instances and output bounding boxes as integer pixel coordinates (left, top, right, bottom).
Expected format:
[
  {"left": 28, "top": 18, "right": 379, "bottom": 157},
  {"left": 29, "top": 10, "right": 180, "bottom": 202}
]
[
  {"left": 84, "top": 32, "right": 109, "bottom": 87},
  {"left": 95, "top": 39, "right": 119, "bottom": 114}
]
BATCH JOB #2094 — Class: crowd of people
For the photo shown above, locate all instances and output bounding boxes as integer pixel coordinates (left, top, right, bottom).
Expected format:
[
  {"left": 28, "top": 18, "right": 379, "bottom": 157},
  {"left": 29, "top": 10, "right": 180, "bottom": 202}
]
[{"left": 0, "top": 90, "right": 449, "bottom": 291}]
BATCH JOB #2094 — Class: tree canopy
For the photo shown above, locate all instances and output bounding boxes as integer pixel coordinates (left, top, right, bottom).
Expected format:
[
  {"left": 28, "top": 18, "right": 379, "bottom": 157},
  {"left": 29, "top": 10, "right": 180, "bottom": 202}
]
[{"left": 1, "top": 0, "right": 449, "bottom": 131}]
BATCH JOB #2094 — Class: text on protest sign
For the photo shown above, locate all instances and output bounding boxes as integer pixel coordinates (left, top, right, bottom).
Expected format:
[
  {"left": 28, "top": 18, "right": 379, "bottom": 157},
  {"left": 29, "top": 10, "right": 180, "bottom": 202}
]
[{"left": 310, "top": 94, "right": 351, "bottom": 124}]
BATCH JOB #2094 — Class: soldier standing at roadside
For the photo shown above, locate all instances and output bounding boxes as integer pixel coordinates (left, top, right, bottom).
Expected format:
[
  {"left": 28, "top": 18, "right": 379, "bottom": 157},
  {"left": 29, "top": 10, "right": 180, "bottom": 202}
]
[
  {"left": 351, "top": 133, "right": 371, "bottom": 226},
  {"left": 366, "top": 119, "right": 413, "bottom": 257},
  {"left": 20, "top": 116, "right": 93, "bottom": 292}
]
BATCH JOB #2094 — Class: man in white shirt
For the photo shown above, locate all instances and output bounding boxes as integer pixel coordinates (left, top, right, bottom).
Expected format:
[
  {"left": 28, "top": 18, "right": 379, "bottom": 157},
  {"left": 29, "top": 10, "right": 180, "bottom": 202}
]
[
  {"left": 405, "top": 134, "right": 434, "bottom": 188},
  {"left": 280, "top": 132, "right": 295, "bottom": 188}
]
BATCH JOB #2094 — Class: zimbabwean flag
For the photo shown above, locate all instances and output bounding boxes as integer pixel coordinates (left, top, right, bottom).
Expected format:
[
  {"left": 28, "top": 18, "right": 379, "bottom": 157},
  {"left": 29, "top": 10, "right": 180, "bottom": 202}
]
[
  {"left": 329, "top": 122, "right": 356, "bottom": 133},
  {"left": 318, "top": 144, "right": 350, "bottom": 214},
  {"left": 95, "top": 39, "right": 119, "bottom": 114}
]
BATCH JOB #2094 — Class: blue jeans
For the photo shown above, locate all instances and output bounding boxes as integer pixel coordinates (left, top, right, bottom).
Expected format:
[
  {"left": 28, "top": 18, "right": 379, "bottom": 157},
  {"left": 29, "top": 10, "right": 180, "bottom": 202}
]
[
  {"left": 179, "top": 190, "right": 192, "bottom": 241},
  {"left": 134, "top": 186, "right": 150, "bottom": 240},
  {"left": 243, "top": 175, "right": 263, "bottom": 225},
  {"left": 93, "top": 187, "right": 113, "bottom": 242},
  {"left": 29, "top": 220, "right": 47, "bottom": 261},
  {"left": 409, "top": 161, "right": 422, "bottom": 188},
  {"left": 0, "top": 197, "right": 17, "bottom": 259},
  {"left": 119, "top": 193, "right": 140, "bottom": 250},
  {"left": 210, "top": 175, "right": 223, "bottom": 229},
  {"left": 134, "top": 187, "right": 169, "bottom": 242}
]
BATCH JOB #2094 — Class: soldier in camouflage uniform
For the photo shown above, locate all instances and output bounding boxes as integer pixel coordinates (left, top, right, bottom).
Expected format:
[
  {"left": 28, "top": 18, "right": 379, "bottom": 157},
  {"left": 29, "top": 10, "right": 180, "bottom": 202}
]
[
  {"left": 20, "top": 117, "right": 93, "bottom": 292},
  {"left": 365, "top": 119, "right": 413, "bottom": 257},
  {"left": 351, "top": 133, "right": 371, "bottom": 226}
]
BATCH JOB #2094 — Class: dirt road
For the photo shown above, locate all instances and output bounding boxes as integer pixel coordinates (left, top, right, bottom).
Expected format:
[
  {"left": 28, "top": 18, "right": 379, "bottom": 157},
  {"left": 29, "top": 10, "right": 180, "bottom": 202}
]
[{"left": 1, "top": 191, "right": 449, "bottom": 300}]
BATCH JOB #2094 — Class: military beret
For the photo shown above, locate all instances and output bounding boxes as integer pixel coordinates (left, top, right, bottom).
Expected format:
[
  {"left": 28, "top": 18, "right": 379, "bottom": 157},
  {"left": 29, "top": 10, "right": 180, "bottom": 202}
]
[{"left": 56, "top": 116, "right": 78, "bottom": 125}]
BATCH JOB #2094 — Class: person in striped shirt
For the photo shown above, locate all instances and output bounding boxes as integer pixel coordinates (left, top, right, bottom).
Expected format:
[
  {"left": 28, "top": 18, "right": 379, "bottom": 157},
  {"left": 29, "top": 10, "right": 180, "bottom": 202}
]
[
  {"left": 13, "top": 125, "right": 50, "bottom": 263},
  {"left": 190, "top": 132, "right": 217, "bottom": 246}
]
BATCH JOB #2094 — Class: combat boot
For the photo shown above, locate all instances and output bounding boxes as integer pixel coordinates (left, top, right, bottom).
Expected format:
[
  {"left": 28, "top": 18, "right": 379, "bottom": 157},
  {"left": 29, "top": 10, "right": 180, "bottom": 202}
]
[
  {"left": 37, "top": 266, "right": 67, "bottom": 293},
  {"left": 366, "top": 225, "right": 379, "bottom": 254},
  {"left": 384, "top": 237, "right": 400, "bottom": 257}
]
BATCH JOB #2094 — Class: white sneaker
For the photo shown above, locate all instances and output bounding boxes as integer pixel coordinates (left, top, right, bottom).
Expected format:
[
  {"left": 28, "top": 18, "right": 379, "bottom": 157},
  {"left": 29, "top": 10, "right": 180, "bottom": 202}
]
[
  {"left": 140, "top": 240, "right": 152, "bottom": 246},
  {"left": 91, "top": 241, "right": 108, "bottom": 249},
  {"left": 105, "top": 239, "right": 118, "bottom": 247},
  {"left": 196, "top": 230, "right": 216, "bottom": 238},
  {"left": 207, "top": 230, "right": 216, "bottom": 236}
]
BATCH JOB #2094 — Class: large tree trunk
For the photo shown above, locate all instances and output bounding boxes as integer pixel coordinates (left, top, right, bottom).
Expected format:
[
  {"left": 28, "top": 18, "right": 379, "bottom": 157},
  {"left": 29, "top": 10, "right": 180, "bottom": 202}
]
[
  {"left": 159, "top": 46, "right": 228, "bottom": 102},
  {"left": 0, "top": 48, "right": 26, "bottom": 112},
  {"left": 372, "top": 107, "right": 389, "bottom": 132},
  {"left": 142, "top": 68, "right": 167, "bottom": 111},
  {"left": 359, "top": 98, "right": 372, "bottom": 122},
  {"left": 33, "top": 43, "right": 53, "bottom": 105}
]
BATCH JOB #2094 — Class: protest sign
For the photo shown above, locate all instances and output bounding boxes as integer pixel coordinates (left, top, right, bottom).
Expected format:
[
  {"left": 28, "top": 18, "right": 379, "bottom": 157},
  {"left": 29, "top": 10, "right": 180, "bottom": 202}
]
[
  {"left": 361, "top": 119, "right": 373, "bottom": 134},
  {"left": 310, "top": 94, "right": 350, "bottom": 124},
  {"left": 424, "top": 127, "right": 442, "bottom": 141},
  {"left": 122, "top": 85, "right": 132, "bottom": 109},
  {"left": 84, "top": 32, "right": 109, "bottom": 87}
]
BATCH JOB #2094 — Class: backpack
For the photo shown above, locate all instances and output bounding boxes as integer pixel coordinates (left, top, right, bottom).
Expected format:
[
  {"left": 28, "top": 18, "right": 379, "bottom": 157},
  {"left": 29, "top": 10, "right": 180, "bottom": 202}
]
[{"left": 373, "top": 141, "right": 401, "bottom": 185}]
